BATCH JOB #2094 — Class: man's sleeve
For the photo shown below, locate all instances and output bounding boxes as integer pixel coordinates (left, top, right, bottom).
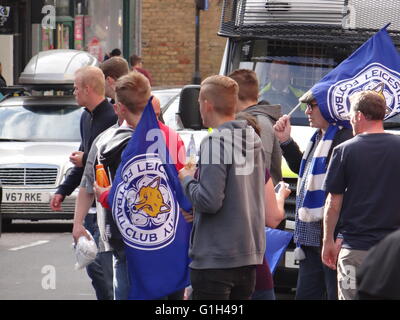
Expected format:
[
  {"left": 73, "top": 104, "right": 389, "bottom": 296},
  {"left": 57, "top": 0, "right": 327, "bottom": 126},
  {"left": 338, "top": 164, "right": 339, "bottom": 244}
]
[
  {"left": 257, "top": 116, "right": 274, "bottom": 170},
  {"left": 80, "top": 140, "right": 99, "bottom": 194},
  {"left": 56, "top": 166, "right": 84, "bottom": 196},
  {"left": 281, "top": 139, "right": 303, "bottom": 174},
  {"left": 324, "top": 146, "right": 346, "bottom": 194},
  {"left": 57, "top": 118, "right": 85, "bottom": 196}
]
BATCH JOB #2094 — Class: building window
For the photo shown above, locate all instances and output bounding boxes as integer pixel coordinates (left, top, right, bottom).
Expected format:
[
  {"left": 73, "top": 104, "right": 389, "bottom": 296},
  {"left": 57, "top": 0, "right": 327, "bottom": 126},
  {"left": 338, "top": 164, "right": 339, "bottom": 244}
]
[
  {"left": 82, "top": 0, "right": 123, "bottom": 61},
  {"left": 36, "top": 0, "right": 124, "bottom": 62}
]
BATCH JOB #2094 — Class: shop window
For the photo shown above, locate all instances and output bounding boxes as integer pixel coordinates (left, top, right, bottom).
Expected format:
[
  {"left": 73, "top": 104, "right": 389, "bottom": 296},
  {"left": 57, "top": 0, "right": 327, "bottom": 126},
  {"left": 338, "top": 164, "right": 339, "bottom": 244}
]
[
  {"left": 38, "top": 0, "right": 124, "bottom": 61},
  {"left": 82, "top": 0, "right": 124, "bottom": 61}
]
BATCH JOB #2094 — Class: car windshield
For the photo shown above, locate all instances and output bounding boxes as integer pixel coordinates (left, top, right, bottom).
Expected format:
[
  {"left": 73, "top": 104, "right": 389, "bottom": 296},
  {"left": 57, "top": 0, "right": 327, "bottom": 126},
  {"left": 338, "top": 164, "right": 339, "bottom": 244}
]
[{"left": 0, "top": 105, "right": 82, "bottom": 142}]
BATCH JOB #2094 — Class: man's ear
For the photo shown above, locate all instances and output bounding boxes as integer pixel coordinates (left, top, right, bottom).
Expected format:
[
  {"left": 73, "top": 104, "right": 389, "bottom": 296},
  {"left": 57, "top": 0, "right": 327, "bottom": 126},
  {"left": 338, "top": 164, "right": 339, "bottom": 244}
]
[
  {"left": 204, "top": 99, "right": 213, "bottom": 113},
  {"left": 106, "top": 76, "right": 115, "bottom": 87},
  {"left": 118, "top": 102, "right": 128, "bottom": 115}
]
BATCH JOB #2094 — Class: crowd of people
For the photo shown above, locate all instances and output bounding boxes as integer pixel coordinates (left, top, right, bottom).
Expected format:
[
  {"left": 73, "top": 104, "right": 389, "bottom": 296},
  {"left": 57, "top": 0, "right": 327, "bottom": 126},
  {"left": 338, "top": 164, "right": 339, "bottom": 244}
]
[{"left": 48, "top": 54, "right": 400, "bottom": 300}]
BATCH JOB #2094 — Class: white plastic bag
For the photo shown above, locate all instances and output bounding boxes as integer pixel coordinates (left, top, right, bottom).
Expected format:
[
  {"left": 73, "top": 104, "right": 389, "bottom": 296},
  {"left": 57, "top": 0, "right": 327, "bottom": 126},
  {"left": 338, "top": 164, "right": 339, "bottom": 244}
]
[{"left": 74, "top": 230, "right": 98, "bottom": 270}]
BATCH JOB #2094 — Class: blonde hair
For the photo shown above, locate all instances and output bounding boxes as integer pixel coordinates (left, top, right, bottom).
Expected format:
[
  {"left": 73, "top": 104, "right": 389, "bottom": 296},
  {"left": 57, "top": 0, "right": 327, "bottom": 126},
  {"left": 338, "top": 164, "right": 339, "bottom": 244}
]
[
  {"left": 115, "top": 71, "right": 151, "bottom": 114},
  {"left": 201, "top": 75, "right": 238, "bottom": 116},
  {"left": 75, "top": 66, "right": 105, "bottom": 96}
]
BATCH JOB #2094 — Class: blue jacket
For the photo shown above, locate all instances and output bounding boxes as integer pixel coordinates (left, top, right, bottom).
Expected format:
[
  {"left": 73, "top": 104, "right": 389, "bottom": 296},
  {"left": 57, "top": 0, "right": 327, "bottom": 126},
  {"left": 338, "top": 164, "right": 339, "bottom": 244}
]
[{"left": 56, "top": 99, "right": 117, "bottom": 196}]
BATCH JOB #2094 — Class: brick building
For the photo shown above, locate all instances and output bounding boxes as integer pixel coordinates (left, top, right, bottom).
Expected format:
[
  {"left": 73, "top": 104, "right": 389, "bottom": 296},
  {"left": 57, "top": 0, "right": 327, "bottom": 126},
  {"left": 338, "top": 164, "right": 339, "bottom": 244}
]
[{"left": 141, "top": 0, "right": 226, "bottom": 86}]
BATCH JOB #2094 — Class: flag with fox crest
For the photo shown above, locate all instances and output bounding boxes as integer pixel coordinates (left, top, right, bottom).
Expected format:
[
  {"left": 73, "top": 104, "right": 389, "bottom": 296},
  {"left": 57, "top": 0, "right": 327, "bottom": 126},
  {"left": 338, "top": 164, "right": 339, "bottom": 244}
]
[
  {"left": 108, "top": 97, "right": 192, "bottom": 300},
  {"left": 311, "top": 24, "right": 400, "bottom": 126}
]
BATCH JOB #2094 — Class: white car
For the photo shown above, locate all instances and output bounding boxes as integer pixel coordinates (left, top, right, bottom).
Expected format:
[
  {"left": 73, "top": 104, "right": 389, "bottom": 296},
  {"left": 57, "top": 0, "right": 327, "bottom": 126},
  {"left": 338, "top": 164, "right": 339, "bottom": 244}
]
[{"left": 0, "top": 50, "right": 97, "bottom": 225}]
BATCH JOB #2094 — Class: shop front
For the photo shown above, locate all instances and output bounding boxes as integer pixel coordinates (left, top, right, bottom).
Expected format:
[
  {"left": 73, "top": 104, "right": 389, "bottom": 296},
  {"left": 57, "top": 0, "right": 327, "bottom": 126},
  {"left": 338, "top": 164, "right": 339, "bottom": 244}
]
[{"left": 0, "top": 0, "right": 139, "bottom": 85}]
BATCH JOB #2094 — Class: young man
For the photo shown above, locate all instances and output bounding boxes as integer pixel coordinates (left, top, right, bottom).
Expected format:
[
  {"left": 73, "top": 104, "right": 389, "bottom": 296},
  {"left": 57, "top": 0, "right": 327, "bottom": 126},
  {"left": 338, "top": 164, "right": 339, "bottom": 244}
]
[
  {"left": 92, "top": 71, "right": 185, "bottom": 299},
  {"left": 179, "top": 75, "right": 266, "bottom": 300},
  {"left": 99, "top": 56, "right": 130, "bottom": 104},
  {"left": 73, "top": 58, "right": 129, "bottom": 299},
  {"left": 50, "top": 66, "right": 117, "bottom": 300},
  {"left": 129, "top": 54, "right": 153, "bottom": 85},
  {"left": 274, "top": 90, "right": 353, "bottom": 300},
  {"left": 322, "top": 90, "right": 400, "bottom": 300},
  {"left": 229, "top": 69, "right": 282, "bottom": 184}
]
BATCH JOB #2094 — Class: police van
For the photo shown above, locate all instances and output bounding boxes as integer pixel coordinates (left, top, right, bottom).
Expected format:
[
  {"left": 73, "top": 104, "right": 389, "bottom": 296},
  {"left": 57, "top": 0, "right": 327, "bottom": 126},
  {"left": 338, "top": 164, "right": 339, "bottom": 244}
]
[{"left": 176, "top": 0, "right": 400, "bottom": 291}]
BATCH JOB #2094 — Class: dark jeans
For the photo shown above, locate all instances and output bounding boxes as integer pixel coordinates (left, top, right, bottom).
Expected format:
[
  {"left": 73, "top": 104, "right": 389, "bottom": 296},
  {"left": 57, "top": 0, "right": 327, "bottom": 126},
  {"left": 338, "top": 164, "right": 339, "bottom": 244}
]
[
  {"left": 295, "top": 245, "right": 338, "bottom": 300},
  {"left": 159, "top": 289, "right": 185, "bottom": 300},
  {"left": 190, "top": 266, "right": 256, "bottom": 300},
  {"left": 85, "top": 214, "right": 114, "bottom": 300}
]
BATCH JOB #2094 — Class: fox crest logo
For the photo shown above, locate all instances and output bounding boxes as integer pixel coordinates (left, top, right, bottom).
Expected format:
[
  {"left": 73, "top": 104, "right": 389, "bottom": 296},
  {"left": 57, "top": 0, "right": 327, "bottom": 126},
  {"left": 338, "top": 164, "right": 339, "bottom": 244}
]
[
  {"left": 113, "top": 154, "right": 179, "bottom": 250},
  {"left": 133, "top": 176, "right": 171, "bottom": 218},
  {"left": 327, "top": 63, "right": 400, "bottom": 121}
]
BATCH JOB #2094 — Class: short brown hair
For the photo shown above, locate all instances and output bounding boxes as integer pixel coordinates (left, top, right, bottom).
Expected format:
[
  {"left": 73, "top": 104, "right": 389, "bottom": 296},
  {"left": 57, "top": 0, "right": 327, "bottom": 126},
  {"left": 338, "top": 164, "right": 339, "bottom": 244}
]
[
  {"left": 100, "top": 57, "right": 129, "bottom": 80},
  {"left": 75, "top": 66, "right": 105, "bottom": 96},
  {"left": 115, "top": 71, "right": 151, "bottom": 114},
  {"left": 200, "top": 75, "right": 238, "bottom": 116},
  {"left": 350, "top": 90, "right": 387, "bottom": 121},
  {"left": 129, "top": 54, "right": 142, "bottom": 67},
  {"left": 228, "top": 69, "right": 259, "bottom": 102}
]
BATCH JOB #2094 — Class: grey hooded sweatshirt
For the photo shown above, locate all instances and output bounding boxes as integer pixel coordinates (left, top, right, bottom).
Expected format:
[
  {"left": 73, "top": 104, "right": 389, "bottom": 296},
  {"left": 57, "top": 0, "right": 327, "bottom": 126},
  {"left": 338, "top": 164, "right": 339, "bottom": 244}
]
[
  {"left": 244, "top": 102, "right": 282, "bottom": 185},
  {"left": 182, "top": 120, "right": 266, "bottom": 269}
]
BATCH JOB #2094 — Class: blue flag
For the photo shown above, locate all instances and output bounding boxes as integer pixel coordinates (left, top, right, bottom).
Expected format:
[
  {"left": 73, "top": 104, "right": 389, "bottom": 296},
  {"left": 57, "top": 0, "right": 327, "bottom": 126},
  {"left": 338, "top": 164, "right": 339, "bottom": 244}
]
[
  {"left": 264, "top": 227, "right": 293, "bottom": 274},
  {"left": 108, "top": 98, "right": 192, "bottom": 300},
  {"left": 312, "top": 25, "right": 400, "bottom": 125}
]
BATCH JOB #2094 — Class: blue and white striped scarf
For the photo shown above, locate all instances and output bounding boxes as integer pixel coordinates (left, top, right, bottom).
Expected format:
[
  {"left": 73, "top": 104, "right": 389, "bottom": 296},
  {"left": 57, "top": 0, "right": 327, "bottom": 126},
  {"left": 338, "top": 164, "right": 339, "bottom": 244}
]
[{"left": 297, "top": 124, "right": 340, "bottom": 222}]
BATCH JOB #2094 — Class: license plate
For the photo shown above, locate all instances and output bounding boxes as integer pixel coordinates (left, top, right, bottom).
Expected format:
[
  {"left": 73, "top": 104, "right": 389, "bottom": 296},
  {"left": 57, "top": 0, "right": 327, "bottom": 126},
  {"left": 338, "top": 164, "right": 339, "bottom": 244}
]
[{"left": 2, "top": 191, "right": 50, "bottom": 203}]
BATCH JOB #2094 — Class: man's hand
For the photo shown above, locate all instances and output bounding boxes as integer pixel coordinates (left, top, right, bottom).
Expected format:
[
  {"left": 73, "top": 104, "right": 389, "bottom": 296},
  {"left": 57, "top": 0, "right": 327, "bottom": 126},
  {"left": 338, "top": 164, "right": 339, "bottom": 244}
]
[
  {"left": 322, "top": 240, "right": 339, "bottom": 270},
  {"left": 274, "top": 115, "right": 292, "bottom": 143},
  {"left": 178, "top": 167, "right": 196, "bottom": 181},
  {"left": 69, "top": 151, "right": 84, "bottom": 167},
  {"left": 72, "top": 223, "right": 91, "bottom": 244},
  {"left": 181, "top": 209, "right": 194, "bottom": 223},
  {"left": 50, "top": 193, "right": 65, "bottom": 211},
  {"left": 93, "top": 181, "right": 111, "bottom": 201}
]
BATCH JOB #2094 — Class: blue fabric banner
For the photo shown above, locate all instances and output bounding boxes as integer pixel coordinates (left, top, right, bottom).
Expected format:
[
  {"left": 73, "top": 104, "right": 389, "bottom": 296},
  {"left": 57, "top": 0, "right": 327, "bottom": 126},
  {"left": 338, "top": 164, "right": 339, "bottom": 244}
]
[
  {"left": 265, "top": 227, "right": 293, "bottom": 274},
  {"left": 311, "top": 25, "right": 400, "bottom": 126},
  {"left": 109, "top": 98, "right": 192, "bottom": 300}
]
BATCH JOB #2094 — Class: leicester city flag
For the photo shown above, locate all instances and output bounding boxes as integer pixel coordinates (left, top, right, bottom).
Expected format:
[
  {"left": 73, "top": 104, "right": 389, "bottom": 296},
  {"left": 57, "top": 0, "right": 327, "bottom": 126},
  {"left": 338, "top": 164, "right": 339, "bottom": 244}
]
[
  {"left": 312, "top": 24, "right": 400, "bottom": 125},
  {"left": 108, "top": 98, "right": 192, "bottom": 300}
]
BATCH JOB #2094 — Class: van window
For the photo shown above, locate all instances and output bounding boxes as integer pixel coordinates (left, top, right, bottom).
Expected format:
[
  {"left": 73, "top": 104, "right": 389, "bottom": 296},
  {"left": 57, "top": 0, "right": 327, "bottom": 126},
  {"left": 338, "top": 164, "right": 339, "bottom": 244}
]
[{"left": 233, "top": 40, "right": 346, "bottom": 125}]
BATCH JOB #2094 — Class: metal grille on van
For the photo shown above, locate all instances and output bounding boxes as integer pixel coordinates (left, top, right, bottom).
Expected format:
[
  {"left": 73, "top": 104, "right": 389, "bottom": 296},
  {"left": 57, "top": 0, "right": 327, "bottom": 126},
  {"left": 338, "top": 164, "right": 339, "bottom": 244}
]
[
  {"left": 219, "top": 0, "right": 400, "bottom": 45},
  {"left": 0, "top": 167, "right": 58, "bottom": 186}
]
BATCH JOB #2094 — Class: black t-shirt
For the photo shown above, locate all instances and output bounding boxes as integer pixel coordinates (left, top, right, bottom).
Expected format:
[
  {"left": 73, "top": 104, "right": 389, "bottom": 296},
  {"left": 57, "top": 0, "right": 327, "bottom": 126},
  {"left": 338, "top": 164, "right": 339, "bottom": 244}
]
[{"left": 324, "top": 133, "right": 400, "bottom": 250}]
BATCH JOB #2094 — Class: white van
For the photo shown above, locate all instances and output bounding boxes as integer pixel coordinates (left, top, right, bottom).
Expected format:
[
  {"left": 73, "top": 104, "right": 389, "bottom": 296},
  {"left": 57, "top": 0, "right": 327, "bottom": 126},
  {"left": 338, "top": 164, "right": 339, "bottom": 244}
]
[{"left": 173, "top": 0, "right": 400, "bottom": 291}]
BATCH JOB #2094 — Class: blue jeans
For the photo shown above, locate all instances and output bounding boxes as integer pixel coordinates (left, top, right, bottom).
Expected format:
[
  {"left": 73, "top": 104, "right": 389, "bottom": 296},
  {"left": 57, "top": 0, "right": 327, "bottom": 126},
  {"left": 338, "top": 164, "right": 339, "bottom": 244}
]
[
  {"left": 112, "top": 245, "right": 130, "bottom": 300},
  {"left": 84, "top": 214, "right": 114, "bottom": 300},
  {"left": 295, "top": 245, "right": 338, "bottom": 300}
]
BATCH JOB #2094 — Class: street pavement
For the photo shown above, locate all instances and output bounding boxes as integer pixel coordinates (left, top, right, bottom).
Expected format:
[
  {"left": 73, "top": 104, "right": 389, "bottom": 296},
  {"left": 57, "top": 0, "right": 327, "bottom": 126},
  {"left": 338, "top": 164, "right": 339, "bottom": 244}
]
[
  {"left": 0, "top": 220, "right": 96, "bottom": 300},
  {"left": 0, "top": 220, "right": 295, "bottom": 301}
]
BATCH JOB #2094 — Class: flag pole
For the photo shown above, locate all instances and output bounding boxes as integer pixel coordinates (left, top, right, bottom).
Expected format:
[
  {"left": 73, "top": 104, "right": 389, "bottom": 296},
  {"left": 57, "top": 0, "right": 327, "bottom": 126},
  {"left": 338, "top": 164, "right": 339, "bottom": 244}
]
[{"left": 287, "top": 102, "right": 302, "bottom": 117}]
